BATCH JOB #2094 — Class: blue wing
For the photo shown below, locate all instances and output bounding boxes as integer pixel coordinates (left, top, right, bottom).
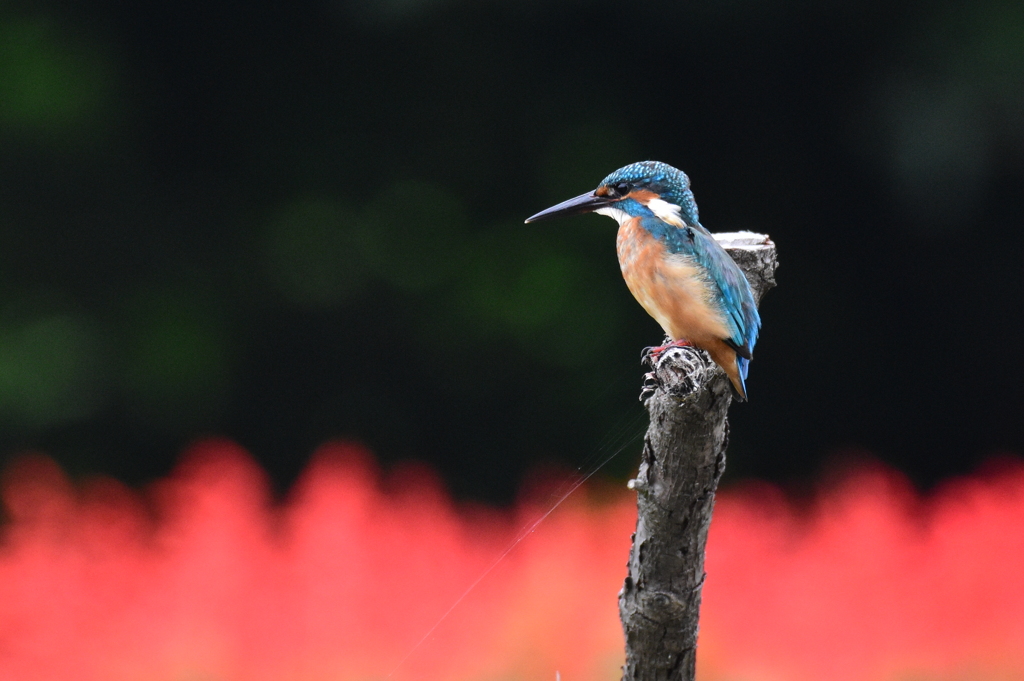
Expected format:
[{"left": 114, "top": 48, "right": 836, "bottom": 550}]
[{"left": 640, "top": 218, "right": 760, "bottom": 360}]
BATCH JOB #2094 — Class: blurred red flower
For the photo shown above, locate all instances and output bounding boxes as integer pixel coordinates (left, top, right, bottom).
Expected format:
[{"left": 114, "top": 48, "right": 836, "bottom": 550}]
[{"left": 1, "top": 439, "right": 1021, "bottom": 680}]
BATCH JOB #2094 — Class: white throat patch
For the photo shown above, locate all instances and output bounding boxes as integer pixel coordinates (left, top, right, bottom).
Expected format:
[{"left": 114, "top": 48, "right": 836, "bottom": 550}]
[
  {"left": 594, "top": 205, "right": 632, "bottom": 226},
  {"left": 596, "top": 198, "right": 688, "bottom": 229}
]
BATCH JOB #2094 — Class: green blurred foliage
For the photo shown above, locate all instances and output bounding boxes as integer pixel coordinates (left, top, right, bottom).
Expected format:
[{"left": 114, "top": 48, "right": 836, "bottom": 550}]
[
  {"left": 0, "top": 15, "right": 111, "bottom": 139},
  {"left": 120, "top": 290, "right": 231, "bottom": 430},
  {"left": 0, "top": 305, "right": 107, "bottom": 427},
  {"left": 261, "top": 178, "right": 626, "bottom": 369},
  {"left": 453, "top": 224, "right": 621, "bottom": 367},
  {"left": 263, "top": 198, "right": 368, "bottom": 307},
  {"left": 360, "top": 181, "right": 470, "bottom": 293}
]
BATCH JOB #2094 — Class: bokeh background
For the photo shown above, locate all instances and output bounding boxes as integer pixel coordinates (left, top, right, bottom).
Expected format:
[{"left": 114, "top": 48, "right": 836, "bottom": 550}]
[
  {"left": 1, "top": 0, "right": 1022, "bottom": 502},
  {"left": 3, "top": 2, "right": 1024, "bottom": 680}
]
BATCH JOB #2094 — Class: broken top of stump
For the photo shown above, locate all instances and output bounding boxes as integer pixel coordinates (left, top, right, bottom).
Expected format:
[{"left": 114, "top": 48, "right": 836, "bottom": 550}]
[{"left": 712, "top": 231, "right": 776, "bottom": 304}]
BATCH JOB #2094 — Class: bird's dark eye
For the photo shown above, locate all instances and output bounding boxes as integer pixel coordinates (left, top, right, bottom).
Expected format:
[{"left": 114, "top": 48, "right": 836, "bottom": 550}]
[{"left": 614, "top": 182, "right": 632, "bottom": 197}]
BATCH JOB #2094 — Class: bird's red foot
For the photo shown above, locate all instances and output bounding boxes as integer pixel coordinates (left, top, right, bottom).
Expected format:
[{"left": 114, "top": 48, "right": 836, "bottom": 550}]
[{"left": 641, "top": 339, "right": 694, "bottom": 365}]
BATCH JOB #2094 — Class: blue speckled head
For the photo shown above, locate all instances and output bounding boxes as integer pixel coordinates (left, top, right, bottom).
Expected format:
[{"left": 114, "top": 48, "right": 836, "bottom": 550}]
[{"left": 600, "top": 161, "right": 700, "bottom": 227}]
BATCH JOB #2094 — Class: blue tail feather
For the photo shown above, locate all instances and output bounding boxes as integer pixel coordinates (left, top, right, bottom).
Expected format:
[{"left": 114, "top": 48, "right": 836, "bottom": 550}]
[{"left": 735, "top": 356, "right": 750, "bottom": 400}]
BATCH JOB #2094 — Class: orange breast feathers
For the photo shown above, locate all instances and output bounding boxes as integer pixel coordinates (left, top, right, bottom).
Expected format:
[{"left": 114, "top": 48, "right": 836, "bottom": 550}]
[{"left": 615, "top": 218, "right": 733, "bottom": 350}]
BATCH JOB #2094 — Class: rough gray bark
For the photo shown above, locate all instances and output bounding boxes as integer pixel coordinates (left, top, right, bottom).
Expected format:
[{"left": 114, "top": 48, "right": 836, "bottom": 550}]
[{"left": 619, "top": 232, "right": 778, "bottom": 681}]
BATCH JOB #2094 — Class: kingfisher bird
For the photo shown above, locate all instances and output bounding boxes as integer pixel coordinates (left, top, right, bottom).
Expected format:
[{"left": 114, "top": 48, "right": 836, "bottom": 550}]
[{"left": 525, "top": 161, "right": 760, "bottom": 400}]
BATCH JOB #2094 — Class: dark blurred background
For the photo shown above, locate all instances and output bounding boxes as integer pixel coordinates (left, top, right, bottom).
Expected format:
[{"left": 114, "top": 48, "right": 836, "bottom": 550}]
[{"left": 0, "top": 0, "right": 1021, "bottom": 503}]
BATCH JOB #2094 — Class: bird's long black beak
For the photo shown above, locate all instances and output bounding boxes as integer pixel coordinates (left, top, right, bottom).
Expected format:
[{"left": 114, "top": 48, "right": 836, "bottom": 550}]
[{"left": 524, "top": 191, "right": 610, "bottom": 223}]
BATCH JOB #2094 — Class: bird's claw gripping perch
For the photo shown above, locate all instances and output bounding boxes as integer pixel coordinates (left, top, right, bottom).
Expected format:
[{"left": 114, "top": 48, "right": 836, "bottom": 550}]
[
  {"left": 639, "top": 371, "right": 660, "bottom": 402},
  {"left": 642, "top": 338, "right": 694, "bottom": 367}
]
